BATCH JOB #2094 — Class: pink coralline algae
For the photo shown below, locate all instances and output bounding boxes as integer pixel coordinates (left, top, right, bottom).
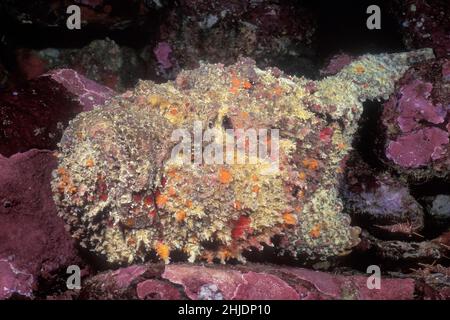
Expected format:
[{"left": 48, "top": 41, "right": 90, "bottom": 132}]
[
  {"left": 385, "top": 77, "right": 449, "bottom": 168},
  {"left": 396, "top": 80, "right": 446, "bottom": 132},
  {"left": 319, "top": 127, "right": 334, "bottom": 144},
  {"left": 387, "top": 127, "right": 449, "bottom": 168},
  {"left": 77, "top": 263, "right": 416, "bottom": 300},
  {"left": 226, "top": 272, "right": 300, "bottom": 300},
  {"left": 276, "top": 267, "right": 415, "bottom": 300},
  {"left": 161, "top": 264, "right": 415, "bottom": 300},
  {"left": 382, "top": 58, "right": 450, "bottom": 175},
  {"left": 162, "top": 265, "right": 244, "bottom": 300}
]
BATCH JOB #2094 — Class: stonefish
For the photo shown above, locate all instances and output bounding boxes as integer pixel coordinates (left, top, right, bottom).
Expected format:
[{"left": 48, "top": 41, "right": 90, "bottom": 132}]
[{"left": 52, "top": 49, "right": 434, "bottom": 264}]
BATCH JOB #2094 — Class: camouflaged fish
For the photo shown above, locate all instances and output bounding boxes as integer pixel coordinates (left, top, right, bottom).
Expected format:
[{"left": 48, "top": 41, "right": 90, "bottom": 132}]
[{"left": 52, "top": 48, "right": 434, "bottom": 264}]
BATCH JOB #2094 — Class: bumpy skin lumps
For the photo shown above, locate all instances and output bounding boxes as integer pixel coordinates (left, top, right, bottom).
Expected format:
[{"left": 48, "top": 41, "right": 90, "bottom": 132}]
[{"left": 52, "top": 49, "right": 434, "bottom": 264}]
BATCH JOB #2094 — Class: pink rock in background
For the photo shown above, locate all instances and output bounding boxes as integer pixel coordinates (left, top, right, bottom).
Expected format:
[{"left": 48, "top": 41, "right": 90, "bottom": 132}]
[
  {"left": 386, "top": 127, "right": 449, "bottom": 168},
  {"left": 0, "top": 150, "right": 81, "bottom": 298},
  {"left": 396, "top": 80, "right": 446, "bottom": 133},
  {"left": 0, "top": 69, "right": 115, "bottom": 299},
  {"left": 112, "top": 265, "right": 147, "bottom": 289},
  {"left": 0, "top": 69, "right": 114, "bottom": 157},
  {"left": 47, "top": 69, "right": 115, "bottom": 111},
  {"left": 162, "top": 264, "right": 416, "bottom": 300}
]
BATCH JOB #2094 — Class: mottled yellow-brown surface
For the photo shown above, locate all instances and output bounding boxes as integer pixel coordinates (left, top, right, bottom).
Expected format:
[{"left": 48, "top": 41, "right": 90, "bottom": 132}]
[{"left": 52, "top": 49, "right": 434, "bottom": 264}]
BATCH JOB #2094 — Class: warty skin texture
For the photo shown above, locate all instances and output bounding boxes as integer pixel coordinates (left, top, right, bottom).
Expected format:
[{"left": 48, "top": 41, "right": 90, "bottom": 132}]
[{"left": 52, "top": 49, "right": 434, "bottom": 265}]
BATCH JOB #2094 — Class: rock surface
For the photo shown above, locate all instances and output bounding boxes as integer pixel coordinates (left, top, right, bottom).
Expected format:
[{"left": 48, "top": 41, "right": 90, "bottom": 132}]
[
  {"left": 77, "top": 263, "right": 416, "bottom": 300},
  {"left": 0, "top": 150, "right": 81, "bottom": 298},
  {"left": 0, "top": 69, "right": 114, "bottom": 157}
]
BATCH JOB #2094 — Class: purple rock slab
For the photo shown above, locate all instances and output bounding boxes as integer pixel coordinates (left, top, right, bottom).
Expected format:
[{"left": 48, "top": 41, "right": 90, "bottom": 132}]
[
  {"left": 0, "top": 69, "right": 114, "bottom": 157},
  {"left": 0, "top": 149, "right": 81, "bottom": 298}
]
